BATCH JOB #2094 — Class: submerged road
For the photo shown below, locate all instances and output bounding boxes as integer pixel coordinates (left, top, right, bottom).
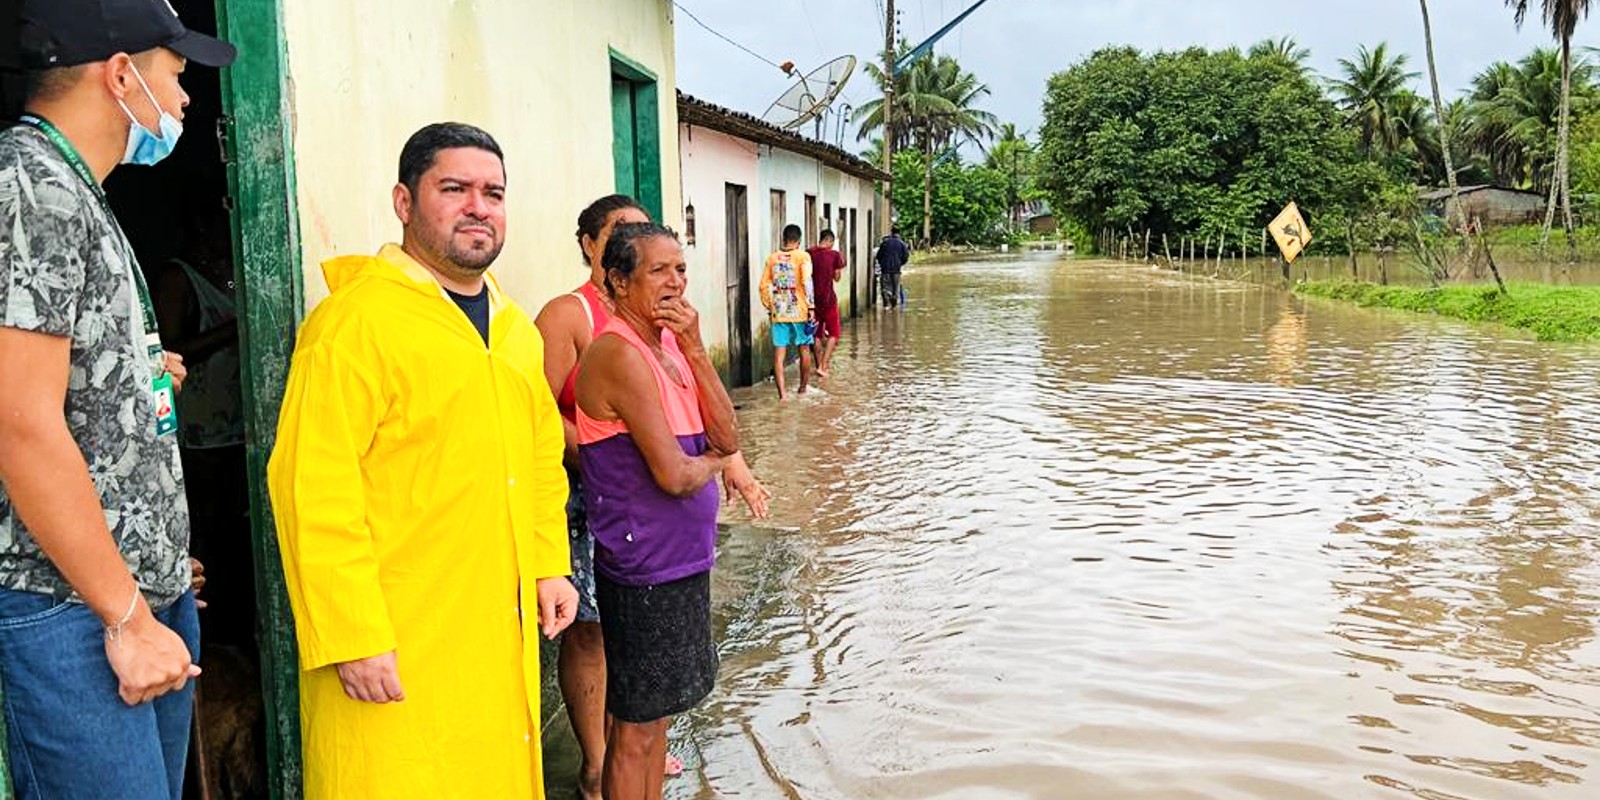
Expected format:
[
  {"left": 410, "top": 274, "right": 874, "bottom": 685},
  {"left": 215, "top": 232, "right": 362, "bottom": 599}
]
[{"left": 550, "top": 253, "right": 1600, "bottom": 800}]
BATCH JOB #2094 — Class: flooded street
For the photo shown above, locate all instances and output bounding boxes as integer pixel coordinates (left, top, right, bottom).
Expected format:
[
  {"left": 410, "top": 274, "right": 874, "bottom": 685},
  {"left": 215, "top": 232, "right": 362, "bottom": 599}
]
[{"left": 555, "top": 254, "right": 1600, "bottom": 800}]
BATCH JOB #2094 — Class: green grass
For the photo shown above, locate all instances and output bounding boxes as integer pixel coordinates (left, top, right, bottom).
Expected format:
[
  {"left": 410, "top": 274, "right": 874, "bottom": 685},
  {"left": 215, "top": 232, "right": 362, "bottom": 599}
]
[
  {"left": 1483, "top": 223, "right": 1600, "bottom": 258},
  {"left": 1294, "top": 281, "right": 1600, "bottom": 342}
]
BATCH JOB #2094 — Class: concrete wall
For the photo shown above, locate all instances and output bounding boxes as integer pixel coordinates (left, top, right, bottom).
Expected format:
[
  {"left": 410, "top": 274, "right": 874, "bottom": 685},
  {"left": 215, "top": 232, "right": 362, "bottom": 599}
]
[
  {"left": 280, "top": 0, "right": 681, "bottom": 312},
  {"left": 679, "top": 121, "right": 882, "bottom": 384},
  {"left": 677, "top": 125, "right": 761, "bottom": 375}
]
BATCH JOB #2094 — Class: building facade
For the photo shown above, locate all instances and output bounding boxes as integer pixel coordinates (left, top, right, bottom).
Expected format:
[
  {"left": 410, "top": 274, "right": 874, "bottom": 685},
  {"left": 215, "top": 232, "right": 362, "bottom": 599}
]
[{"left": 677, "top": 93, "right": 888, "bottom": 386}]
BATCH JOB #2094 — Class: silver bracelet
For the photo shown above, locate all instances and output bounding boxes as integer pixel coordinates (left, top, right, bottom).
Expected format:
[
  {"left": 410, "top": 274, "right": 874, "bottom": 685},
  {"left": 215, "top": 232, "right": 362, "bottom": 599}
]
[{"left": 104, "top": 587, "right": 140, "bottom": 646}]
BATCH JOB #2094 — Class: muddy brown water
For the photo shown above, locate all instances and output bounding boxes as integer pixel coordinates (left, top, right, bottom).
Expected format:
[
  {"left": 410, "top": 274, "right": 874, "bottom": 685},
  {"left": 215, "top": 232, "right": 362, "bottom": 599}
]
[{"left": 545, "top": 254, "right": 1600, "bottom": 800}]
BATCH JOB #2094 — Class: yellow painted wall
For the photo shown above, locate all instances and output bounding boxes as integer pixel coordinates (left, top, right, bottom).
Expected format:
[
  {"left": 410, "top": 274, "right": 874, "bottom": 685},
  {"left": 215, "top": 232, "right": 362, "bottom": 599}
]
[{"left": 280, "top": 0, "right": 681, "bottom": 312}]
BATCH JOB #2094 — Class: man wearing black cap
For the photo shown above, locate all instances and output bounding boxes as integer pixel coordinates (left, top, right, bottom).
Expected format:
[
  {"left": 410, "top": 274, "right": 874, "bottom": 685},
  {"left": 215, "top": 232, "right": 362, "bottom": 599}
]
[{"left": 0, "top": 2, "right": 234, "bottom": 798}]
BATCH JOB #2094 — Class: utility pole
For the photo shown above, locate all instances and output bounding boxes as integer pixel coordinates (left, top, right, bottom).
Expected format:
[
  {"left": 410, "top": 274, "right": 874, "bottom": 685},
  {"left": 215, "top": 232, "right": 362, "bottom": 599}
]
[{"left": 882, "top": 0, "right": 895, "bottom": 230}]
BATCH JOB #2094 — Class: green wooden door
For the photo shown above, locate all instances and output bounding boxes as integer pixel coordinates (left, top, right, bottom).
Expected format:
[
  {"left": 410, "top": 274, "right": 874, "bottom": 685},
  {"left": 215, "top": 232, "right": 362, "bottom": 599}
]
[
  {"left": 611, "top": 77, "right": 638, "bottom": 201},
  {"left": 609, "top": 50, "right": 662, "bottom": 223},
  {"left": 215, "top": 0, "right": 305, "bottom": 798}
]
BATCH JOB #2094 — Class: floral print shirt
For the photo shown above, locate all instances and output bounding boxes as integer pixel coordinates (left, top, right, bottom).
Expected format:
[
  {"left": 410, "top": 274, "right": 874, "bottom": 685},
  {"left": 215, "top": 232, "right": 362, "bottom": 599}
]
[{"left": 0, "top": 124, "right": 190, "bottom": 603}]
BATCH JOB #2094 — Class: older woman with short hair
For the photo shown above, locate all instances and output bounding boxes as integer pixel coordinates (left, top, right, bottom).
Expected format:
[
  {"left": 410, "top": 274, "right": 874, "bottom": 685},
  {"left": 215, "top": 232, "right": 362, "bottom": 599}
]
[{"left": 574, "top": 222, "right": 739, "bottom": 800}]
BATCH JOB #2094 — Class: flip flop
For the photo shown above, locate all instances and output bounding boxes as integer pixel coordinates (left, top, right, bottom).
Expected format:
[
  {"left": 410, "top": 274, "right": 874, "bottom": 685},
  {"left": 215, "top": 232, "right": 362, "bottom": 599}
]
[{"left": 664, "top": 753, "right": 685, "bottom": 777}]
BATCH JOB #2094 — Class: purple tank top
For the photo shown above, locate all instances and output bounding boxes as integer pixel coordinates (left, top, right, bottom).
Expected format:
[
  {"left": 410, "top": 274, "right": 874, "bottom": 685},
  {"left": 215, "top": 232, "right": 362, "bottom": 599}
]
[{"left": 577, "top": 321, "right": 719, "bottom": 586}]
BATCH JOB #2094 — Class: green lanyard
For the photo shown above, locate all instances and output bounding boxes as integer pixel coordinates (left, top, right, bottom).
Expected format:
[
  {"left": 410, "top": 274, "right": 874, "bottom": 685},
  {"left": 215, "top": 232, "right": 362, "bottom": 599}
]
[{"left": 18, "top": 114, "right": 163, "bottom": 361}]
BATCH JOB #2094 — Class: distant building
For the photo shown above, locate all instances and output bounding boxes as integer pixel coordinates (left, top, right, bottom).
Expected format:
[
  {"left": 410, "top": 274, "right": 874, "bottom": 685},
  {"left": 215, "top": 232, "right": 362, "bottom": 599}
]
[
  {"left": 677, "top": 92, "right": 888, "bottom": 386},
  {"left": 1420, "top": 185, "right": 1547, "bottom": 227},
  {"left": 1015, "top": 199, "right": 1057, "bottom": 235}
]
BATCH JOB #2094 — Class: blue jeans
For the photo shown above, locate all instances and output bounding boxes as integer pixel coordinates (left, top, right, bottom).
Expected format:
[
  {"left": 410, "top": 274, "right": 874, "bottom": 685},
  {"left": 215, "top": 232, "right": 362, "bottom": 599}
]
[{"left": 0, "top": 589, "right": 199, "bottom": 800}]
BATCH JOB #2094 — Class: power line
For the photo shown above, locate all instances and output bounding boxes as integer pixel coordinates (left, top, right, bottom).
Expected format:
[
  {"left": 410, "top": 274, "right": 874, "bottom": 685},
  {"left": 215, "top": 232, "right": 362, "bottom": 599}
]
[
  {"left": 673, "top": 1, "right": 787, "bottom": 72},
  {"left": 798, "top": 0, "right": 826, "bottom": 61}
]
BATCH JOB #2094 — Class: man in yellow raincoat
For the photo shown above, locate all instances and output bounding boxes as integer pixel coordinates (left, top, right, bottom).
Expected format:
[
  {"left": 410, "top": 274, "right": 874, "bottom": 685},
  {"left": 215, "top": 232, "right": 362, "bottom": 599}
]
[{"left": 268, "top": 122, "right": 577, "bottom": 798}]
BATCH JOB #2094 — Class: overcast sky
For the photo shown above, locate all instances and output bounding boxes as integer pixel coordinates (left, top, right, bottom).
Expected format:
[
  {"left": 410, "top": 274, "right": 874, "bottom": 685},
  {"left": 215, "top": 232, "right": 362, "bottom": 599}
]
[{"left": 673, "top": 0, "right": 1582, "bottom": 154}]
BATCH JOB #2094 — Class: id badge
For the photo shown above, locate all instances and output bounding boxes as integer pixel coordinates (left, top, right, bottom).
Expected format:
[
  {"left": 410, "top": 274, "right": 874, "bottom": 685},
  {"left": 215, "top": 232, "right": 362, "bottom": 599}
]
[{"left": 152, "top": 373, "right": 179, "bottom": 437}]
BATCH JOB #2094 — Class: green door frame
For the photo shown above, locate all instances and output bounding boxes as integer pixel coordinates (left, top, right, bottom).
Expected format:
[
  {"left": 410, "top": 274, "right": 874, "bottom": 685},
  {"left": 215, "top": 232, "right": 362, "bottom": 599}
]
[
  {"left": 215, "top": 1, "right": 305, "bottom": 798},
  {"left": 0, "top": 2, "right": 303, "bottom": 798},
  {"left": 608, "top": 48, "right": 663, "bottom": 223}
]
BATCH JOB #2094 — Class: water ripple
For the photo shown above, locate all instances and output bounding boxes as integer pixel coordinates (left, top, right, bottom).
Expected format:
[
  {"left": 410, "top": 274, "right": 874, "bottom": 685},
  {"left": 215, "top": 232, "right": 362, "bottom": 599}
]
[{"left": 550, "top": 257, "right": 1600, "bottom": 800}]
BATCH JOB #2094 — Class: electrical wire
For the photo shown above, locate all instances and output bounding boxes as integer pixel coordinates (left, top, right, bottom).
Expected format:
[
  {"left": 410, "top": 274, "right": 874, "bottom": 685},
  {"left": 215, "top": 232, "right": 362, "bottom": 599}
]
[
  {"left": 798, "top": 0, "right": 826, "bottom": 63},
  {"left": 673, "top": 1, "right": 787, "bottom": 72}
]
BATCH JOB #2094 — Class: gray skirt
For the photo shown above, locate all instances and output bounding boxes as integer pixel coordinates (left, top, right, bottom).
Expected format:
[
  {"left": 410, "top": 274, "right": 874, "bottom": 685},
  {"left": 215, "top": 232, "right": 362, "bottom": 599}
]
[{"left": 596, "top": 570, "right": 718, "bottom": 723}]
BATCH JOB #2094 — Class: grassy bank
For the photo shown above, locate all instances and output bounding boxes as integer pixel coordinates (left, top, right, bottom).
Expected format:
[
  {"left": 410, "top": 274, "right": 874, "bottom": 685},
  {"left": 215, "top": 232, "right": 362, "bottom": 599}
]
[{"left": 1294, "top": 281, "right": 1600, "bottom": 342}]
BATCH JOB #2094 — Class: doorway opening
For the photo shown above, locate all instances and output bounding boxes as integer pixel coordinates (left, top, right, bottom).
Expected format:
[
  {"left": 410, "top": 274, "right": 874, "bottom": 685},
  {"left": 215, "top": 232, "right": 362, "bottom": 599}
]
[
  {"left": 867, "top": 209, "right": 877, "bottom": 309},
  {"left": 804, "top": 194, "right": 817, "bottom": 249},
  {"left": 848, "top": 208, "right": 859, "bottom": 316},
  {"left": 769, "top": 189, "right": 787, "bottom": 251},
  {"left": 725, "top": 183, "right": 752, "bottom": 386},
  {"left": 102, "top": 1, "right": 267, "bottom": 796}
]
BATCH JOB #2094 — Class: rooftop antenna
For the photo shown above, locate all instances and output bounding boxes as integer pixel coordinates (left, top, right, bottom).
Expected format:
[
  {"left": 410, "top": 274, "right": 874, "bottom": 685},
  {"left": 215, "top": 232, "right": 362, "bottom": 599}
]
[
  {"left": 834, "top": 102, "right": 855, "bottom": 150},
  {"left": 760, "top": 54, "right": 857, "bottom": 139}
]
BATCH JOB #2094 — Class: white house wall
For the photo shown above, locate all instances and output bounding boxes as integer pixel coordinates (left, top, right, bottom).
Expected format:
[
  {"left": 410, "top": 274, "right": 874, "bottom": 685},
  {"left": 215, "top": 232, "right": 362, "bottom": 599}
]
[
  {"left": 677, "top": 124, "right": 761, "bottom": 374},
  {"left": 680, "top": 120, "right": 883, "bottom": 383},
  {"left": 281, "top": 0, "right": 681, "bottom": 312}
]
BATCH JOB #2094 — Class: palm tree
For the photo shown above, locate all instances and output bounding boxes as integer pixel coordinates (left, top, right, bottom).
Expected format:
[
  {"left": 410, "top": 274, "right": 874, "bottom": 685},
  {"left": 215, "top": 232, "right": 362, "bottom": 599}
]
[
  {"left": 1249, "top": 36, "right": 1312, "bottom": 72},
  {"left": 856, "top": 41, "right": 946, "bottom": 153},
  {"left": 1393, "top": 90, "right": 1443, "bottom": 180},
  {"left": 1419, "top": 0, "right": 1469, "bottom": 233},
  {"left": 985, "top": 124, "right": 1034, "bottom": 232},
  {"left": 1331, "top": 43, "right": 1422, "bottom": 156},
  {"left": 1464, "top": 49, "right": 1592, "bottom": 193},
  {"left": 860, "top": 52, "right": 997, "bottom": 245},
  {"left": 921, "top": 56, "right": 998, "bottom": 244},
  {"left": 1506, "top": 0, "right": 1595, "bottom": 258},
  {"left": 861, "top": 137, "right": 886, "bottom": 168}
]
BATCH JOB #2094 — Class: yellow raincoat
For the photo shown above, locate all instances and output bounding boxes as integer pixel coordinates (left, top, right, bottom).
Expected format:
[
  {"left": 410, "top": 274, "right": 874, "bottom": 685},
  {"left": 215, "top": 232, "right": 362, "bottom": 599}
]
[{"left": 268, "top": 244, "right": 569, "bottom": 799}]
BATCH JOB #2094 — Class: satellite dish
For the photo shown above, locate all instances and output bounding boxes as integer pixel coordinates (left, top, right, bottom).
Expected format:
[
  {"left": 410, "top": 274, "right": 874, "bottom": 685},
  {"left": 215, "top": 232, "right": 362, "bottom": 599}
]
[{"left": 761, "top": 55, "right": 857, "bottom": 133}]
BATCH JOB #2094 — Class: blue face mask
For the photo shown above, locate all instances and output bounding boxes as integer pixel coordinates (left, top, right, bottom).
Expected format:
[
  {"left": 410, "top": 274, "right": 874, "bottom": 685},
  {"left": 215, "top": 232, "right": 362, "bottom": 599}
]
[{"left": 117, "top": 64, "right": 183, "bottom": 167}]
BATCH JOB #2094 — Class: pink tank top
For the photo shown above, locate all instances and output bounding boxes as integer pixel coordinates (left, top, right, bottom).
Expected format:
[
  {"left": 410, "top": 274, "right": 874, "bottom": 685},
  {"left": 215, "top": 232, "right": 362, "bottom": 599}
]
[
  {"left": 576, "top": 319, "right": 703, "bottom": 444},
  {"left": 557, "top": 282, "right": 611, "bottom": 421}
]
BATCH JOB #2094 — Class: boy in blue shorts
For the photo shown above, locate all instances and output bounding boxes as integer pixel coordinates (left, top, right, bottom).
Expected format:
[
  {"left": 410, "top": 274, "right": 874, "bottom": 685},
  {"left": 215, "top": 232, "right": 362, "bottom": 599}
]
[{"left": 759, "top": 224, "right": 816, "bottom": 399}]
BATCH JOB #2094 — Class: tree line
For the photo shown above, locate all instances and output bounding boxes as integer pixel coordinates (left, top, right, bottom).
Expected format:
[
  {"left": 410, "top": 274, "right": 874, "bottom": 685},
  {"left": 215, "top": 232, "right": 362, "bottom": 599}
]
[{"left": 1039, "top": 0, "right": 1599, "bottom": 264}]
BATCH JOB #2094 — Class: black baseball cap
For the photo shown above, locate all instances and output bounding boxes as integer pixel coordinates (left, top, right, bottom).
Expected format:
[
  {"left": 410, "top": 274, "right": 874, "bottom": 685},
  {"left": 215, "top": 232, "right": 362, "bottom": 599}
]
[{"left": 19, "top": 0, "right": 237, "bottom": 69}]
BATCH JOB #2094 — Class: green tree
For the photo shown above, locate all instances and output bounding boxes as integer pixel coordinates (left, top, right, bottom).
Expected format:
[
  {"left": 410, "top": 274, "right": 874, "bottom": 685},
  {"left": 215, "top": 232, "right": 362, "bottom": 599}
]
[
  {"left": 888, "top": 150, "right": 1011, "bottom": 245},
  {"left": 1392, "top": 89, "right": 1444, "bottom": 182},
  {"left": 1331, "top": 43, "right": 1422, "bottom": 156},
  {"left": 1249, "top": 37, "right": 1312, "bottom": 72},
  {"left": 859, "top": 51, "right": 998, "bottom": 246},
  {"left": 1464, "top": 49, "right": 1594, "bottom": 192},
  {"left": 1038, "top": 46, "right": 1372, "bottom": 251},
  {"left": 984, "top": 123, "right": 1038, "bottom": 232},
  {"left": 1567, "top": 111, "right": 1600, "bottom": 199},
  {"left": 856, "top": 41, "right": 949, "bottom": 153},
  {"left": 860, "top": 136, "right": 886, "bottom": 168},
  {"left": 1506, "top": 0, "right": 1596, "bottom": 257}
]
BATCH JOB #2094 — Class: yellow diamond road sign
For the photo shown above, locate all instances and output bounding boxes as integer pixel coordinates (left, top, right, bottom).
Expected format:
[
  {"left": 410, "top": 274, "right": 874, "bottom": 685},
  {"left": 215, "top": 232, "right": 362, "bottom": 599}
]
[{"left": 1269, "top": 202, "right": 1312, "bottom": 264}]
